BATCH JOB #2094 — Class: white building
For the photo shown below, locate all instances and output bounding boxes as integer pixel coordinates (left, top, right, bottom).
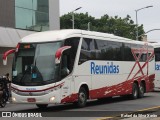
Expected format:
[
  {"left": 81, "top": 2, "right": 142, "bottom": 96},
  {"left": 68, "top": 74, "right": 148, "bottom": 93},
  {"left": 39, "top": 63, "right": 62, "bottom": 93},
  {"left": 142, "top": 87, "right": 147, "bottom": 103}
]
[{"left": 0, "top": 0, "right": 60, "bottom": 75}]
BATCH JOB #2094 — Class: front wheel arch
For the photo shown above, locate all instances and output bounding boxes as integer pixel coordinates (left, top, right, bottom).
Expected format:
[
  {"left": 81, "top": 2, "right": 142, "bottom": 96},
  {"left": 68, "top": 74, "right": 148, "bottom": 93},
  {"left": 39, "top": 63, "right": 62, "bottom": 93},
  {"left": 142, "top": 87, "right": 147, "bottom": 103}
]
[{"left": 76, "top": 85, "right": 89, "bottom": 107}]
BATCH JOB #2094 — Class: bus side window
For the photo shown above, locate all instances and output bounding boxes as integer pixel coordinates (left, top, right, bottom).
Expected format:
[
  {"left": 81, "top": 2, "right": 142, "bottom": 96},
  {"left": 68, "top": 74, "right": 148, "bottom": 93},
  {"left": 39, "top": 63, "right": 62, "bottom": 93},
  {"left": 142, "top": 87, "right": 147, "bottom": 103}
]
[
  {"left": 79, "top": 38, "right": 95, "bottom": 65},
  {"left": 64, "top": 37, "right": 80, "bottom": 72},
  {"left": 155, "top": 48, "right": 160, "bottom": 61},
  {"left": 124, "top": 43, "right": 134, "bottom": 61},
  {"left": 94, "top": 40, "right": 123, "bottom": 61}
]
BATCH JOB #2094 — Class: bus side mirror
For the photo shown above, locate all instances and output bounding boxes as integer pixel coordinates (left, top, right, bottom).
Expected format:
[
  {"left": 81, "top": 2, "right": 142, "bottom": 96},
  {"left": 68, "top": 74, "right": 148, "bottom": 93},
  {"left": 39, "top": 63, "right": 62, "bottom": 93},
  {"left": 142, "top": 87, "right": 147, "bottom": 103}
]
[
  {"left": 3, "top": 49, "right": 15, "bottom": 65},
  {"left": 55, "top": 46, "right": 71, "bottom": 64},
  {"left": 3, "top": 57, "right": 7, "bottom": 66}
]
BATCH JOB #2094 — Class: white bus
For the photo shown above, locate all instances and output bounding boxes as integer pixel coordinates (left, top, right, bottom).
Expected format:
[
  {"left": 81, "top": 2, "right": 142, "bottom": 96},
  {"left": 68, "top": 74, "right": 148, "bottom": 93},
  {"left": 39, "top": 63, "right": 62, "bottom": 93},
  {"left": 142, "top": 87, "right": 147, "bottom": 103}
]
[
  {"left": 3, "top": 29, "right": 155, "bottom": 108},
  {"left": 152, "top": 43, "right": 160, "bottom": 91}
]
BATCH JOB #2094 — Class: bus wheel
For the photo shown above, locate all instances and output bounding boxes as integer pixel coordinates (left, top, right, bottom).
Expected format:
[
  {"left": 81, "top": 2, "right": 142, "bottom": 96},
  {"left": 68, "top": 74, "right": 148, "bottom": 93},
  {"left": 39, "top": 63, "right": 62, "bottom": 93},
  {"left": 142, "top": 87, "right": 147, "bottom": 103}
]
[
  {"left": 77, "top": 87, "right": 87, "bottom": 107},
  {"left": 0, "top": 98, "right": 6, "bottom": 108},
  {"left": 131, "top": 83, "right": 138, "bottom": 99},
  {"left": 36, "top": 104, "right": 48, "bottom": 109},
  {"left": 138, "top": 82, "right": 145, "bottom": 98}
]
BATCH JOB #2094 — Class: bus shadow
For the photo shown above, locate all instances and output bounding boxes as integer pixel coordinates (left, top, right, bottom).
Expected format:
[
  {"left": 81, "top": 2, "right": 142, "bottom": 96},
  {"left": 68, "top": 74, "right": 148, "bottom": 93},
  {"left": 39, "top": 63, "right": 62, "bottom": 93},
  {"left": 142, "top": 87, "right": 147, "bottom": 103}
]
[
  {"left": 17, "top": 95, "right": 152, "bottom": 112},
  {"left": 152, "top": 91, "right": 160, "bottom": 93},
  {"left": 86, "top": 95, "right": 151, "bottom": 107}
]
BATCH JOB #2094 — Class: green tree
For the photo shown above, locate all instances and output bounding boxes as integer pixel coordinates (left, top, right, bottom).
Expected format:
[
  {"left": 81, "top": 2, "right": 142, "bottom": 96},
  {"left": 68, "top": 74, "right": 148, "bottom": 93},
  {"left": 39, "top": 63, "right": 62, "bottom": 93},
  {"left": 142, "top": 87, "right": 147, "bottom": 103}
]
[
  {"left": 60, "top": 12, "right": 95, "bottom": 30},
  {"left": 60, "top": 13, "right": 144, "bottom": 40}
]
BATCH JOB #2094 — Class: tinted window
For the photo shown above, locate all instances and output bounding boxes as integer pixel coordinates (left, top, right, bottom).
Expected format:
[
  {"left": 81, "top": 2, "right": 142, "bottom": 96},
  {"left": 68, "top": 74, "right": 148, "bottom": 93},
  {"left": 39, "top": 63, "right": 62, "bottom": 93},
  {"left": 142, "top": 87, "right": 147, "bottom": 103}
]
[
  {"left": 140, "top": 53, "right": 147, "bottom": 62},
  {"left": 108, "top": 41, "right": 122, "bottom": 61},
  {"left": 155, "top": 48, "right": 160, "bottom": 61},
  {"left": 79, "top": 39, "right": 123, "bottom": 64},
  {"left": 124, "top": 43, "right": 134, "bottom": 61},
  {"left": 120, "top": 43, "right": 147, "bottom": 62},
  {"left": 79, "top": 38, "right": 148, "bottom": 64},
  {"left": 79, "top": 38, "right": 95, "bottom": 64},
  {"left": 95, "top": 40, "right": 122, "bottom": 61},
  {"left": 95, "top": 39, "right": 108, "bottom": 60}
]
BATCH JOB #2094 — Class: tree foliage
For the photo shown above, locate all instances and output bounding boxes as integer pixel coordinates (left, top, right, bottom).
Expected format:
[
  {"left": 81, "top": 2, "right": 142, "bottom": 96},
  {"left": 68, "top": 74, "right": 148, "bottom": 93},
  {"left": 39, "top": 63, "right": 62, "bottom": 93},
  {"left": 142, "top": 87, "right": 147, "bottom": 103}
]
[{"left": 60, "top": 13, "right": 144, "bottom": 40}]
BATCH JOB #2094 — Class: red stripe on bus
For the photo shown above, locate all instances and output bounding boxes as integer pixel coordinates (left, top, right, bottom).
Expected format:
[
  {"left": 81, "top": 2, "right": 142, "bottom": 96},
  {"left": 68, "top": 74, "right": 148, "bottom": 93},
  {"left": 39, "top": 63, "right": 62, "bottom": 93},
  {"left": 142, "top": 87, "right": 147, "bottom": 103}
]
[
  {"left": 11, "top": 82, "right": 65, "bottom": 92},
  {"left": 61, "top": 74, "right": 155, "bottom": 103}
]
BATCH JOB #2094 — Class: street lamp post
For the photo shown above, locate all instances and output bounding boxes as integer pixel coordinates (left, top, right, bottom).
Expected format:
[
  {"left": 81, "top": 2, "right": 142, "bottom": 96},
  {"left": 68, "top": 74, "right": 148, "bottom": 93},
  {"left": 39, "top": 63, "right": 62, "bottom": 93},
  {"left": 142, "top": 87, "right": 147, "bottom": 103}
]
[
  {"left": 135, "top": 5, "right": 153, "bottom": 40},
  {"left": 138, "top": 29, "right": 160, "bottom": 38},
  {"left": 88, "top": 22, "right": 91, "bottom": 31},
  {"left": 71, "top": 7, "right": 82, "bottom": 29}
]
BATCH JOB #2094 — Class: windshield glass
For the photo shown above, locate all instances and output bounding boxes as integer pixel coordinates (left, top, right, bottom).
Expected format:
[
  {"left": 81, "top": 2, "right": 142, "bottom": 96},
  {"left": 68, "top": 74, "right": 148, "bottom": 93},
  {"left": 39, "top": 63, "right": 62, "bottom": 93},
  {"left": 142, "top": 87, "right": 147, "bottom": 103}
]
[{"left": 12, "top": 42, "right": 62, "bottom": 86}]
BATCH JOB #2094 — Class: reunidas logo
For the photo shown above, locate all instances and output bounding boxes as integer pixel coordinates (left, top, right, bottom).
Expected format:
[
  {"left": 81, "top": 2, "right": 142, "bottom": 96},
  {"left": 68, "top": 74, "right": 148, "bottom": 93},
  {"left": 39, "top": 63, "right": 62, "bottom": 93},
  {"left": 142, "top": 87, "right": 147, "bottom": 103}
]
[{"left": 90, "top": 62, "right": 119, "bottom": 74}]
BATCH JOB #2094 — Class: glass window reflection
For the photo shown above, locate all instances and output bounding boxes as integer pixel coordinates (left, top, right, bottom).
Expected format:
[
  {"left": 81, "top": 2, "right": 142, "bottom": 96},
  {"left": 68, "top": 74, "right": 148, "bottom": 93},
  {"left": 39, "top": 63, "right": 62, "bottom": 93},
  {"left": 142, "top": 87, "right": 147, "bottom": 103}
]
[
  {"left": 15, "top": 7, "right": 33, "bottom": 29},
  {"left": 15, "top": 0, "right": 49, "bottom": 31},
  {"left": 15, "top": 0, "right": 33, "bottom": 9}
]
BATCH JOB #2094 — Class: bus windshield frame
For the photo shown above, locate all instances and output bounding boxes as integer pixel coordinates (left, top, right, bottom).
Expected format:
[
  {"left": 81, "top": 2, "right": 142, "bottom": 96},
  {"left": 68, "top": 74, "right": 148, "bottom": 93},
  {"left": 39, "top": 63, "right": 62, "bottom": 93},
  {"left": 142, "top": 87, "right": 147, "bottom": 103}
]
[{"left": 12, "top": 41, "right": 63, "bottom": 86}]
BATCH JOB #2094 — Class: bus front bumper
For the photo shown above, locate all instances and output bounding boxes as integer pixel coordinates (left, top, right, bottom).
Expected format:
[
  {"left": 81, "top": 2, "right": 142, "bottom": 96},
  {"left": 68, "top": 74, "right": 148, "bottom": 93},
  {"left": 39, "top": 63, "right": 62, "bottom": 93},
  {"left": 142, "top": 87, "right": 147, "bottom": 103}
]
[{"left": 11, "top": 91, "right": 61, "bottom": 104}]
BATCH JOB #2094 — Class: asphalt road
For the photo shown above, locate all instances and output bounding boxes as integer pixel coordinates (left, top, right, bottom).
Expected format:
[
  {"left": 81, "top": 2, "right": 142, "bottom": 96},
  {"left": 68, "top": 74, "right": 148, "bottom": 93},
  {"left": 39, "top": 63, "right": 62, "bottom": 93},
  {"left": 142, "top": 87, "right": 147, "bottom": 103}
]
[{"left": 0, "top": 92, "right": 160, "bottom": 120}]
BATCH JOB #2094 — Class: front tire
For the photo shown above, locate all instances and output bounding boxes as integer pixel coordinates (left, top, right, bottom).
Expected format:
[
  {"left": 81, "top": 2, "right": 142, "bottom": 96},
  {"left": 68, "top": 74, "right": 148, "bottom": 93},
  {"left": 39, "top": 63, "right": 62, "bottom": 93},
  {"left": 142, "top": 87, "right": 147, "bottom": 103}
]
[
  {"left": 77, "top": 87, "right": 87, "bottom": 108},
  {"left": 36, "top": 104, "right": 48, "bottom": 109},
  {"left": 0, "top": 98, "right": 6, "bottom": 108}
]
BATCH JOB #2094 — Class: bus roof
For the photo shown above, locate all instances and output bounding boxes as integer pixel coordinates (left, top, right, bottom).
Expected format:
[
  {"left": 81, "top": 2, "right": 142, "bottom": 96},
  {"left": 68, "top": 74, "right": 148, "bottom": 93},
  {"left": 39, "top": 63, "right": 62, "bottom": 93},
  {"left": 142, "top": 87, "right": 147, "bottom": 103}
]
[
  {"left": 20, "top": 29, "right": 151, "bottom": 46},
  {"left": 21, "top": 29, "right": 82, "bottom": 43},
  {"left": 151, "top": 42, "right": 160, "bottom": 48}
]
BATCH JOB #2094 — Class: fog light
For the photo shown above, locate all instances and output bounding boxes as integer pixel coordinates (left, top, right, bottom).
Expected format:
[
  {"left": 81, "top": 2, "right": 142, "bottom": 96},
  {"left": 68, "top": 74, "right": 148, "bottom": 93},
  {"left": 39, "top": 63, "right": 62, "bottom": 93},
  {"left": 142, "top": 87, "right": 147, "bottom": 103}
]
[
  {"left": 50, "top": 97, "right": 55, "bottom": 102},
  {"left": 12, "top": 97, "right": 16, "bottom": 102}
]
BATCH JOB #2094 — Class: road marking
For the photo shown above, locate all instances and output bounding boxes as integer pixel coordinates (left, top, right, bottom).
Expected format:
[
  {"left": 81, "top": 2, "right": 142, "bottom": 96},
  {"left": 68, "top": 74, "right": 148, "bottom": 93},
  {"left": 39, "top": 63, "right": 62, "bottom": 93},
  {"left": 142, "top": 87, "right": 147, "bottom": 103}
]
[
  {"left": 97, "top": 117, "right": 114, "bottom": 120},
  {"left": 138, "top": 106, "right": 160, "bottom": 111},
  {"left": 97, "top": 106, "right": 160, "bottom": 120}
]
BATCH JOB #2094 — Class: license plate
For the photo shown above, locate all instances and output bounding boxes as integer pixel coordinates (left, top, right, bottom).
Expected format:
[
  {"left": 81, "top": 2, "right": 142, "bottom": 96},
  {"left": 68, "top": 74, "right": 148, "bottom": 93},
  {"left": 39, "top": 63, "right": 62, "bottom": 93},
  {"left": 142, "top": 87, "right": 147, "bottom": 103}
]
[{"left": 27, "top": 98, "right": 36, "bottom": 102}]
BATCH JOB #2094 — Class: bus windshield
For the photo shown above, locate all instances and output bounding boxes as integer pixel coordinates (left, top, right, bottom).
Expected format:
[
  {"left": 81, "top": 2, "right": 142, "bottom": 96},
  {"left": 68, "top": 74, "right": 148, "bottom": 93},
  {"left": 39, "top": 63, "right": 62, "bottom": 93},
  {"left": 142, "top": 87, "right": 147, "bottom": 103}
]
[{"left": 12, "top": 42, "right": 63, "bottom": 86}]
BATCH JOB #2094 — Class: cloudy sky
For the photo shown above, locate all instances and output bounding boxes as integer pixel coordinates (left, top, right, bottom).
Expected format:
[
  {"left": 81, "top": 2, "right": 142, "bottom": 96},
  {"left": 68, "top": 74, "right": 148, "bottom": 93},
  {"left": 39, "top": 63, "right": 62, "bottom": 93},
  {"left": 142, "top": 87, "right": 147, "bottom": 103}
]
[{"left": 60, "top": 0, "right": 160, "bottom": 42}]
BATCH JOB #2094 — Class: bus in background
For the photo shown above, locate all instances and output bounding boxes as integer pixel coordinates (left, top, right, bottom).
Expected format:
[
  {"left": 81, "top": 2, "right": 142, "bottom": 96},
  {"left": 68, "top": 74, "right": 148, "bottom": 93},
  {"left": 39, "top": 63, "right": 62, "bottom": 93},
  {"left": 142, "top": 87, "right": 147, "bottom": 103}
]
[
  {"left": 3, "top": 29, "right": 155, "bottom": 108},
  {"left": 152, "top": 43, "right": 160, "bottom": 91}
]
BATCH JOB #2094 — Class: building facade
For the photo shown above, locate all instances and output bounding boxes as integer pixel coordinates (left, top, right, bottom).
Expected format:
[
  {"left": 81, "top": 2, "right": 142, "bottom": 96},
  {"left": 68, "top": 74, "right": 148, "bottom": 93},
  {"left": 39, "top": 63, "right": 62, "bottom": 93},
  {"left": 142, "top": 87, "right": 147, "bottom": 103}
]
[{"left": 0, "top": 0, "right": 60, "bottom": 75}]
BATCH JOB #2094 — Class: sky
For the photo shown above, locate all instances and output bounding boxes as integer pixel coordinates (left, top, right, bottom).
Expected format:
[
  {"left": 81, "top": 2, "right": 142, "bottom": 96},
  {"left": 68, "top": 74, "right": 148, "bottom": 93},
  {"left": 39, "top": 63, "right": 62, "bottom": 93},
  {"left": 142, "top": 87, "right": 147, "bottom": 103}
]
[{"left": 60, "top": 0, "right": 160, "bottom": 42}]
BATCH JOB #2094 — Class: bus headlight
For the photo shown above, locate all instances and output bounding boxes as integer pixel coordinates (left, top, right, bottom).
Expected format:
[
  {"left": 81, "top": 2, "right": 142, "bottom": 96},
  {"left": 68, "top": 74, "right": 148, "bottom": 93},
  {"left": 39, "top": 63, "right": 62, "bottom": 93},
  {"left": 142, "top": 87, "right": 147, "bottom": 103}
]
[
  {"left": 12, "top": 97, "right": 16, "bottom": 102},
  {"left": 50, "top": 97, "right": 55, "bottom": 102}
]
